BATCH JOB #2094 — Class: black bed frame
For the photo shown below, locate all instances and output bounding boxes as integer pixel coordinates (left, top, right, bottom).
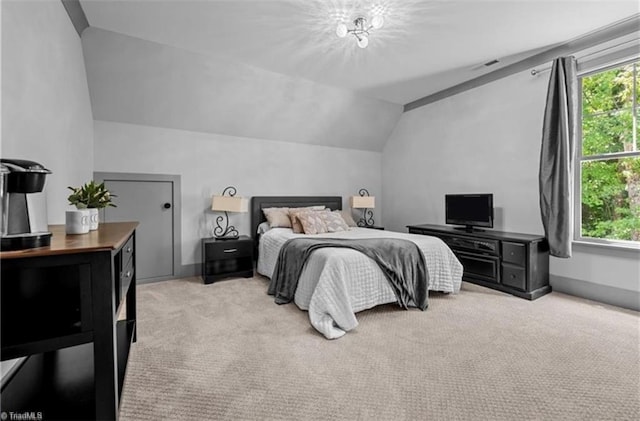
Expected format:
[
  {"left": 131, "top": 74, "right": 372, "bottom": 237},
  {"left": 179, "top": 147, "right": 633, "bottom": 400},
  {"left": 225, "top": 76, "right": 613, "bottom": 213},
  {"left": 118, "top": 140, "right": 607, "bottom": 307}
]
[{"left": 250, "top": 196, "right": 343, "bottom": 241}]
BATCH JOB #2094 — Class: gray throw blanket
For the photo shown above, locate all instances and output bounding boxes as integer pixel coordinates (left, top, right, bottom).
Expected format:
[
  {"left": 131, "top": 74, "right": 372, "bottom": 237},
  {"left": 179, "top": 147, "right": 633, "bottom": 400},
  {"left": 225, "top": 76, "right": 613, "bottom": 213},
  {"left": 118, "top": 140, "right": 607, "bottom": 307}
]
[{"left": 268, "top": 238, "right": 428, "bottom": 310}]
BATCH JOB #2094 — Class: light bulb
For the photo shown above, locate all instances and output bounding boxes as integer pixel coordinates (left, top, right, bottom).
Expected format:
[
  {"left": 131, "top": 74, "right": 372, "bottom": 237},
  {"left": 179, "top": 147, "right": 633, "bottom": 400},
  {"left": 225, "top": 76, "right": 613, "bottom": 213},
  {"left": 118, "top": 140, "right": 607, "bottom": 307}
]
[
  {"left": 336, "top": 23, "right": 348, "bottom": 38},
  {"left": 371, "top": 15, "right": 384, "bottom": 29},
  {"left": 357, "top": 35, "right": 369, "bottom": 49}
]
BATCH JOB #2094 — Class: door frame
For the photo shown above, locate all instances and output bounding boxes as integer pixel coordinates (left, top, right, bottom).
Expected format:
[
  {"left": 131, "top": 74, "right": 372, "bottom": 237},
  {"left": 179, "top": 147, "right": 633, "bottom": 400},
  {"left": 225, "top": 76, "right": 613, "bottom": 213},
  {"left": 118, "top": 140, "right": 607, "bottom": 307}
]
[{"left": 94, "top": 172, "right": 182, "bottom": 284}]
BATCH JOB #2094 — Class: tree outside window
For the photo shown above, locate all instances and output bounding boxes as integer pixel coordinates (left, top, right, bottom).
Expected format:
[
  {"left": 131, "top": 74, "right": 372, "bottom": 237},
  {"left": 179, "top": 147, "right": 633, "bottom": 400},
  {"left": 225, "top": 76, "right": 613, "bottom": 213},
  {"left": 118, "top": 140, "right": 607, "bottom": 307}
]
[{"left": 580, "top": 59, "right": 640, "bottom": 243}]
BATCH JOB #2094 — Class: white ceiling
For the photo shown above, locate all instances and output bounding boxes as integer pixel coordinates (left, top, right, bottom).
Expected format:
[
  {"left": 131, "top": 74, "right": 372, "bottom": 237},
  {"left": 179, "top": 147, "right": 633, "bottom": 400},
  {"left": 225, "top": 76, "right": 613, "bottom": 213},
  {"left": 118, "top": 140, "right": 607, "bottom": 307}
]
[{"left": 80, "top": 0, "right": 640, "bottom": 105}]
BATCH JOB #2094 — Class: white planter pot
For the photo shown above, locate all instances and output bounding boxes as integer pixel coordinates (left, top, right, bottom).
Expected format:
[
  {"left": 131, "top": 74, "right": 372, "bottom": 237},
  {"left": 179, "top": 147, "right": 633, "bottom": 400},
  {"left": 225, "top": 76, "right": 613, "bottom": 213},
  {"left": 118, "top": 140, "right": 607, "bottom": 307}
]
[
  {"left": 88, "top": 208, "right": 99, "bottom": 230},
  {"left": 66, "top": 209, "right": 91, "bottom": 234}
]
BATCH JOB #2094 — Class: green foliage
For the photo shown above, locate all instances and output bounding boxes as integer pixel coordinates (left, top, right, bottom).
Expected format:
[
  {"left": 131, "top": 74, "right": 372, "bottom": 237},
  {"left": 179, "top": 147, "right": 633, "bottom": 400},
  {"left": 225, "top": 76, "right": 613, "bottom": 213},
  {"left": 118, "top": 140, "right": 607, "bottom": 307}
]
[
  {"left": 582, "top": 110, "right": 632, "bottom": 155},
  {"left": 67, "top": 181, "right": 117, "bottom": 209},
  {"left": 580, "top": 61, "right": 640, "bottom": 242}
]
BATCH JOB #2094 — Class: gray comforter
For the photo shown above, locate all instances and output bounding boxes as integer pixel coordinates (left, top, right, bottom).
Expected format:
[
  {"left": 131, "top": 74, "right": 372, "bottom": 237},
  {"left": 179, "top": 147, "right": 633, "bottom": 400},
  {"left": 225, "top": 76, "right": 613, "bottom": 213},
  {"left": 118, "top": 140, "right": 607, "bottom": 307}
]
[{"left": 268, "top": 237, "right": 428, "bottom": 310}]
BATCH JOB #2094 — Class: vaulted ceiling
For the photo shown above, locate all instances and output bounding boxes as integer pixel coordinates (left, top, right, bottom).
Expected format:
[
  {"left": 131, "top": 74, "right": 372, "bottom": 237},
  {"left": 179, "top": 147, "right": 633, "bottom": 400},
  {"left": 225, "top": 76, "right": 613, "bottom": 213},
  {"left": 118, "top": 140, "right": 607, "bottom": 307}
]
[
  {"left": 80, "top": 0, "right": 639, "bottom": 105},
  {"left": 77, "top": 1, "right": 639, "bottom": 152}
]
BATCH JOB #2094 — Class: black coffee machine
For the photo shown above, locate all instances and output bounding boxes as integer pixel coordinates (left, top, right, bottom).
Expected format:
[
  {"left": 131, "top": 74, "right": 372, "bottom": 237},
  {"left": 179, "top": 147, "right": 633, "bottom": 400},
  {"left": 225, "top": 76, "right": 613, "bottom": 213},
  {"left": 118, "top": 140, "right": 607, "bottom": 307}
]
[{"left": 0, "top": 159, "right": 52, "bottom": 251}]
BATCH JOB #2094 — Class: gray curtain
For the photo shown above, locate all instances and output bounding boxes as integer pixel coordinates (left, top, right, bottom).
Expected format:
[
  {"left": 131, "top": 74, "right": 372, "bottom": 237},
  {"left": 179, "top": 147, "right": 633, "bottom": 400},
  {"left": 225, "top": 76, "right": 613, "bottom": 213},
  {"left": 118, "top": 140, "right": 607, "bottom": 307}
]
[{"left": 539, "top": 56, "right": 578, "bottom": 258}]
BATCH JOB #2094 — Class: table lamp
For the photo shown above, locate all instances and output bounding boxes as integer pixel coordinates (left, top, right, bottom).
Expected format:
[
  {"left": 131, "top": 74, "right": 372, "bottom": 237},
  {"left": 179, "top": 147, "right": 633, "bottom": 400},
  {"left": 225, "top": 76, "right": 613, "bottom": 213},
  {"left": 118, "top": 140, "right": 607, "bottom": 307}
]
[
  {"left": 211, "top": 186, "right": 248, "bottom": 240},
  {"left": 350, "top": 188, "right": 375, "bottom": 227}
]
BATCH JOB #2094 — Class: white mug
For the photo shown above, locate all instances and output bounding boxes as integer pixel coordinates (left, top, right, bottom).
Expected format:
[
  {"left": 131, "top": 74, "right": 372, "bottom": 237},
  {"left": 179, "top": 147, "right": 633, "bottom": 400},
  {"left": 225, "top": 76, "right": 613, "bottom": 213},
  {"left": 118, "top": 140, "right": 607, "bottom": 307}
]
[{"left": 66, "top": 209, "right": 90, "bottom": 234}]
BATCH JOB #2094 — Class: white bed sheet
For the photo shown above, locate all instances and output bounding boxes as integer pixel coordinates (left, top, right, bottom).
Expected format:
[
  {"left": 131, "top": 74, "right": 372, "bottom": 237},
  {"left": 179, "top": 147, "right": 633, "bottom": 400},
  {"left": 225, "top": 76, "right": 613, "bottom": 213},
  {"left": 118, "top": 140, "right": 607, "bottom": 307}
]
[{"left": 257, "top": 227, "right": 463, "bottom": 339}]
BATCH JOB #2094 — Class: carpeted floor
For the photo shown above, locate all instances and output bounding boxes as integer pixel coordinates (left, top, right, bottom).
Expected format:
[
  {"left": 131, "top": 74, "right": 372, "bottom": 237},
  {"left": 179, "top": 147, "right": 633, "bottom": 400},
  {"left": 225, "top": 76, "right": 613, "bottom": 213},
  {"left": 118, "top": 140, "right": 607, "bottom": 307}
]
[{"left": 119, "top": 276, "right": 640, "bottom": 420}]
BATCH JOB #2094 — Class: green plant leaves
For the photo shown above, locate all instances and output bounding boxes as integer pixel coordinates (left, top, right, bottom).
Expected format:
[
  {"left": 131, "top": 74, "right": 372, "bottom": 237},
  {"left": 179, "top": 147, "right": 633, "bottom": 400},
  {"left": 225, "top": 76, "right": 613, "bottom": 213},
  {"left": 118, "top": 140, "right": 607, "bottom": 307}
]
[{"left": 67, "top": 180, "right": 117, "bottom": 209}]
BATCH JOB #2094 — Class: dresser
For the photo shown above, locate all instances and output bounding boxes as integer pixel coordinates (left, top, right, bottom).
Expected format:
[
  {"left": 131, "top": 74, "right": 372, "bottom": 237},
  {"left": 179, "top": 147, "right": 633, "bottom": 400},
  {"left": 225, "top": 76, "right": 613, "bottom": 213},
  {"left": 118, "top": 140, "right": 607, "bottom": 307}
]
[
  {"left": 0, "top": 222, "right": 138, "bottom": 420},
  {"left": 407, "top": 224, "right": 550, "bottom": 300}
]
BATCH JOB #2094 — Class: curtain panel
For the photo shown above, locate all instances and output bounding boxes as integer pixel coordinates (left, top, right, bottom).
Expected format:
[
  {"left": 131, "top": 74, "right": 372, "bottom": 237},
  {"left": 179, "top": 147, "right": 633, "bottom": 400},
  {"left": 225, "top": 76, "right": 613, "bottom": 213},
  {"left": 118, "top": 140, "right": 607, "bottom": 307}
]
[{"left": 539, "top": 56, "right": 578, "bottom": 258}]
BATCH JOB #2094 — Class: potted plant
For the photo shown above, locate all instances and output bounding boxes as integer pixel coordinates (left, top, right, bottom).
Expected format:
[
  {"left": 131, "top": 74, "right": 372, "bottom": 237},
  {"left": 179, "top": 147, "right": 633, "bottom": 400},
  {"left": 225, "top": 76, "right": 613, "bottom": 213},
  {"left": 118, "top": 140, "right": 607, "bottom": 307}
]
[{"left": 67, "top": 181, "right": 116, "bottom": 230}]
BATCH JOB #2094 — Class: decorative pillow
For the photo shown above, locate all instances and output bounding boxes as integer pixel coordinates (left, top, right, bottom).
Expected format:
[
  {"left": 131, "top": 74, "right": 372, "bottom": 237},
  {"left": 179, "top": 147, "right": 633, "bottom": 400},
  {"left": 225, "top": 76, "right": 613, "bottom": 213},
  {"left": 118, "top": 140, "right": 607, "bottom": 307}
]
[
  {"left": 321, "top": 210, "right": 349, "bottom": 233},
  {"left": 289, "top": 206, "right": 325, "bottom": 233},
  {"left": 340, "top": 210, "right": 358, "bottom": 227},
  {"left": 296, "top": 211, "right": 328, "bottom": 235},
  {"left": 256, "top": 221, "right": 271, "bottom": 235},
  {"left": 262, "top": 207, "right": 291, "bottom": 228}
]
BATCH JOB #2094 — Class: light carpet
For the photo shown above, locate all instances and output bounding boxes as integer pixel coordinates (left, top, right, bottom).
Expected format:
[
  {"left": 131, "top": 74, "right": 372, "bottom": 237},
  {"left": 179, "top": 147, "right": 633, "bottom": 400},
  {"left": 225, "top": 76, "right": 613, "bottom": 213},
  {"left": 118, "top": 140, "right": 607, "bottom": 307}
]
[{"left": 119, "top": 276, "right": 639, "bottom": 420}]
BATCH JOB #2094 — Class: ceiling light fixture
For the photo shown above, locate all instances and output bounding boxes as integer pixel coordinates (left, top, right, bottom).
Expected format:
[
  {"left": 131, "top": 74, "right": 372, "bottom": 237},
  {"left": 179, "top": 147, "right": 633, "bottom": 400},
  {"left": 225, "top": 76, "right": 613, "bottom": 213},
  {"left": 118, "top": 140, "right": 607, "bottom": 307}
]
[{"left": 336, "top": 15, "right": 384, "bottom": 49}]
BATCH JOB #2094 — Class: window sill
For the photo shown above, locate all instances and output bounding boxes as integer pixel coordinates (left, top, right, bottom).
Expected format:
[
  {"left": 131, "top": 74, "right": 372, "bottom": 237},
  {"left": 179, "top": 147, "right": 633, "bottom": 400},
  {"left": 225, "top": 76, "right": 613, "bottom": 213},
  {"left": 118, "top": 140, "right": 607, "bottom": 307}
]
[{"left": 573, "top": 239, "right": 640, "bottom": 254}]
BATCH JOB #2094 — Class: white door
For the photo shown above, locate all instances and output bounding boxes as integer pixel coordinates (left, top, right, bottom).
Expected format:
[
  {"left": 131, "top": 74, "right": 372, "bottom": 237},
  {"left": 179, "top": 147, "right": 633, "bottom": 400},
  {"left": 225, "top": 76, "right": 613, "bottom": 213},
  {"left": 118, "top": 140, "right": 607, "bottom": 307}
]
[{"left": 102, "top": 179, "right": 174, "bottom": 282}]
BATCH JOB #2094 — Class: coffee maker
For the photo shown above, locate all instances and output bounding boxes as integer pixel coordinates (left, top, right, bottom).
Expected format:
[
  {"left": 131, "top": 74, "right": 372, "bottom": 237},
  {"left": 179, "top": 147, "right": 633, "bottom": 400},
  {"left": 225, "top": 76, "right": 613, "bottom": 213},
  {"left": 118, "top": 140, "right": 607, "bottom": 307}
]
[{"left": 0, "top": 159, "right": 52, "bottom": 251}]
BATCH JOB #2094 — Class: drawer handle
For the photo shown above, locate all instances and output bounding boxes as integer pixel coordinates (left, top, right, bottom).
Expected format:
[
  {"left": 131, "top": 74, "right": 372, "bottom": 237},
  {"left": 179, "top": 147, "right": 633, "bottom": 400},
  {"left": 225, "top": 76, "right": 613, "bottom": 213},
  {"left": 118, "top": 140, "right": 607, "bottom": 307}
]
[
  {"left": 126, "top": 270, "right": 132, "bottom": 278},
  {"left": 223, "top": 248, "right": 238, "bottom": 253},
  {"left": 126, "top": 247, "right": 132, "bottom": 253},
  {"left": 510, "top": 274, "right": 516, "bottom": 279}
]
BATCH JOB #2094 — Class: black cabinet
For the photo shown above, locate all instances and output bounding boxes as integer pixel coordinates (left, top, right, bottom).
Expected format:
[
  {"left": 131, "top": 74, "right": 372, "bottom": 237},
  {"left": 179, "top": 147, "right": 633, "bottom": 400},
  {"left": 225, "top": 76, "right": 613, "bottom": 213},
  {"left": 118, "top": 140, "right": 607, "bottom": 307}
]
[
  {"left": 407, "top": 224, "right": 550, "bottom": 300},
  {"left": 201, "top": 236, "right": 254, "bottom": 284},
  {"left": 0, "top": 222, "right": 138, "bottom": 420}
]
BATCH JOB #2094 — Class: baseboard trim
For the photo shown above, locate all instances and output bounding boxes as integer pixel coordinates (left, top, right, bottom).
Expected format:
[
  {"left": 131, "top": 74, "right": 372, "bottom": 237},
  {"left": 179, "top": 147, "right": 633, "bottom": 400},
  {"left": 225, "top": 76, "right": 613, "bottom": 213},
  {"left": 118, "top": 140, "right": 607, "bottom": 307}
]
[
  {"left": 179, "top": 263, "right": 199, "bottom": 278},
  {"left": 134, "top": 265, "right": 198, "bottom": 285},
  {"left": 550, "top": 275, "right": 639, "bottom": 311},
  {"left": 137, "top": 276, "right": 178, "bottom": 285}
]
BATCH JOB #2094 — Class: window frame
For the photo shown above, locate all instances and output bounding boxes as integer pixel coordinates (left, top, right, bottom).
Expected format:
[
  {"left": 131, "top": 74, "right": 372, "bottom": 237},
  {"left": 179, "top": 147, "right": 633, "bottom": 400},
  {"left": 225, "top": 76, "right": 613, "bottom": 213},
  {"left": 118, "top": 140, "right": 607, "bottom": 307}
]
[{"left": 575, "top": 56, "right": 640, "bottom": 250}]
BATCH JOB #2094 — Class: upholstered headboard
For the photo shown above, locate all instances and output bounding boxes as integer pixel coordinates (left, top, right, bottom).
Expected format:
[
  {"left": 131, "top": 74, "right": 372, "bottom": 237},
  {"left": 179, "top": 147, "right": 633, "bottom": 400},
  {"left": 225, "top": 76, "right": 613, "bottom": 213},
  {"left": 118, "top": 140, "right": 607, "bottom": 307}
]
[{"left": 250, "top": 196, "right": 342, "bottom": 240}]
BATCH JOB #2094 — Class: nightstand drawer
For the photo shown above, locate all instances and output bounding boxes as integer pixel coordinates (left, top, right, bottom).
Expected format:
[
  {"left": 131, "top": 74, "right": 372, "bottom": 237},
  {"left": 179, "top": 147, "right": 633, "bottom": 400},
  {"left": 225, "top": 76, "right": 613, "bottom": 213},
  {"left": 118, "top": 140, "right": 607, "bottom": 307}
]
[
  {"left": 206, "top": 240, "right": 253, "bottom": 260},
  {"left": 502, "top": 242, "right": 526, "bottom": 266}
]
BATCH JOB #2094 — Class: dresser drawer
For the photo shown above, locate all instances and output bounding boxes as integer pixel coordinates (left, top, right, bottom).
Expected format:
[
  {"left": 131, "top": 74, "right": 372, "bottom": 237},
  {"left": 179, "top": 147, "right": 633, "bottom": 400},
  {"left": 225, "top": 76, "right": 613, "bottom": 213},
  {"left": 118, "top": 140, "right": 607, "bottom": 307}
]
[
  {"left": 502, "top": 242, "right": 526, "bottom": 266},
  {"left": 119, "top": 257, "right": 135, "bottom": 304},
  {"left": 206, "top": 240, "right": 253, "bottom": 260},
  {"left": 122, "top": 235, "right": 134, "bottom": 267},
  {"left": 502, "top": 264, "right": 526, "bottom": 290}
]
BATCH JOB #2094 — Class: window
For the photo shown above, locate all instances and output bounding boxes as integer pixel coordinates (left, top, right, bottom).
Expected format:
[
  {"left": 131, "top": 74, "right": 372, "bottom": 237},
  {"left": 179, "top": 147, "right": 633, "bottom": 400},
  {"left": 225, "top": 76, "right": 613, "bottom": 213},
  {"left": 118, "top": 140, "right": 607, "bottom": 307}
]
[{"left": 578, "top": 59, "right": 640, "bottom": 244}]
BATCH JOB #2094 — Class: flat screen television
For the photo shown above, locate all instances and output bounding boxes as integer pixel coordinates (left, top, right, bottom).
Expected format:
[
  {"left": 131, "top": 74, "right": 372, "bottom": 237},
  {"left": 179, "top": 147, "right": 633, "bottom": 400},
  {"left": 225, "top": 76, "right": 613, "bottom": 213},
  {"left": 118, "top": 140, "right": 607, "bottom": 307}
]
[{"left": 445, "top": 193, "right": 494, "bottom": 231}]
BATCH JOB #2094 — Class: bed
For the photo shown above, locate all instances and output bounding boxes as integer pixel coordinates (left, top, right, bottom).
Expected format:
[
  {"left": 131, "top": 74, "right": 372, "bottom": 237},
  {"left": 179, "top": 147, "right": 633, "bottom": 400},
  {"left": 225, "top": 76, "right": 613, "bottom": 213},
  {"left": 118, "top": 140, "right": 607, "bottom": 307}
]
[{"left": 251, "top": 196, "right": 463, "bottom": 339}]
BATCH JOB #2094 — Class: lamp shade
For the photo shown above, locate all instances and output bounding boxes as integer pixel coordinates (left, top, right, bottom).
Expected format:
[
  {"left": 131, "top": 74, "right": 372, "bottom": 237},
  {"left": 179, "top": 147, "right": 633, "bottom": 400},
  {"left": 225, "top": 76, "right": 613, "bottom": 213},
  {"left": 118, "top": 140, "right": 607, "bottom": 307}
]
[
  {"left": 350, "top": 195, "right": 375, "bottom": 209},
  {"left": 211, "top": 195, "right": 248, "bottom": 213}
]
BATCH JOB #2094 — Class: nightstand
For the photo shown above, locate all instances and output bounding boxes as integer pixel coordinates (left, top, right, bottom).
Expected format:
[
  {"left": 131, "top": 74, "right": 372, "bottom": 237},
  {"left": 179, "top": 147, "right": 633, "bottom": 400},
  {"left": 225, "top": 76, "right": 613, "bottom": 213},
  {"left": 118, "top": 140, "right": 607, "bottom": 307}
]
[
  {"left": 202, "top": 236, "right": 254, "bottom": 284},
  {"left": 363, "top": 225, "right": 385, "bottom": 230}
]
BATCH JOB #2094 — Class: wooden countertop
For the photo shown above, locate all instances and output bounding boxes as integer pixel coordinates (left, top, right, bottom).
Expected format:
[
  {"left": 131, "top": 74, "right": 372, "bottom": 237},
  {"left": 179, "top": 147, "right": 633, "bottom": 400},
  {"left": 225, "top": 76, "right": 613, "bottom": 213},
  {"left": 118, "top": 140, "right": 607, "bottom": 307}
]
[{"left": 0, "top": 222, "right": 138, "bottom": 260}]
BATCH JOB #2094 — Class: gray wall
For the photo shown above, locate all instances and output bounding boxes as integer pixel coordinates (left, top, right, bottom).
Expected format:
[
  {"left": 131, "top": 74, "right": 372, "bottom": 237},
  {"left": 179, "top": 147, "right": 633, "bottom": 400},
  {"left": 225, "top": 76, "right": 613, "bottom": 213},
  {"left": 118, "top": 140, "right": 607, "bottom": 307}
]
[
  {"left": 1, "top": 0, "right": 94, "bottom": 224},
  {"left": 93, "top": 120, "right": 382, "bottom": 267},
  {"left": 82, "top": 27, "right": 402, "bottom": 152},
  {"left": 382, "top": 67, "right": 640, "bottom": 303},
  {"left": 383, "top": 70, "right": 546, "bottom": 234}
]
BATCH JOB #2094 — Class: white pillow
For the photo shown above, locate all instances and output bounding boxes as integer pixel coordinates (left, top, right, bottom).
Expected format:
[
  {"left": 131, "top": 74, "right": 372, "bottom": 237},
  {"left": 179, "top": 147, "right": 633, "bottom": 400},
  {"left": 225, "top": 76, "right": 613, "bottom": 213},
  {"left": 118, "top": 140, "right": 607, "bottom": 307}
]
[
  {"left": 340, "top": 210, "right": 358, "bottom": 227},
  {"left": 257, "top": 221, "right": 271, "bottom": 235},
  {"left": 262, "top": 207, "right": 292, "bottom": 228}
]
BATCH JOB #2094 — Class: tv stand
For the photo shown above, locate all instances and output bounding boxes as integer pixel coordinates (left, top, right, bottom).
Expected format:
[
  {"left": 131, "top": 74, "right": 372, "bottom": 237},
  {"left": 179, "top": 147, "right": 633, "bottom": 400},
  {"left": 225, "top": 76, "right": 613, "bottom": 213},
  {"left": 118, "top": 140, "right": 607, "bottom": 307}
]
[
  {"left": 407, "top": 224, "right": 551, "bottom": 300},
  {"left": 453, "top": 226, "right": 486, "bottom": 233}
]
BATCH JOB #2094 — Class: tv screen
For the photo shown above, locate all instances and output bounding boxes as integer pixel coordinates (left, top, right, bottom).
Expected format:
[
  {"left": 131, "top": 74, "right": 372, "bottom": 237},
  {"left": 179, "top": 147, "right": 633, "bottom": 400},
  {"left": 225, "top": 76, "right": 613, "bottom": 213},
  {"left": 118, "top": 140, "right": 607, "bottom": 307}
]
[{"left": 445, "top": 194, "right": 494, "bottom": 230}]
